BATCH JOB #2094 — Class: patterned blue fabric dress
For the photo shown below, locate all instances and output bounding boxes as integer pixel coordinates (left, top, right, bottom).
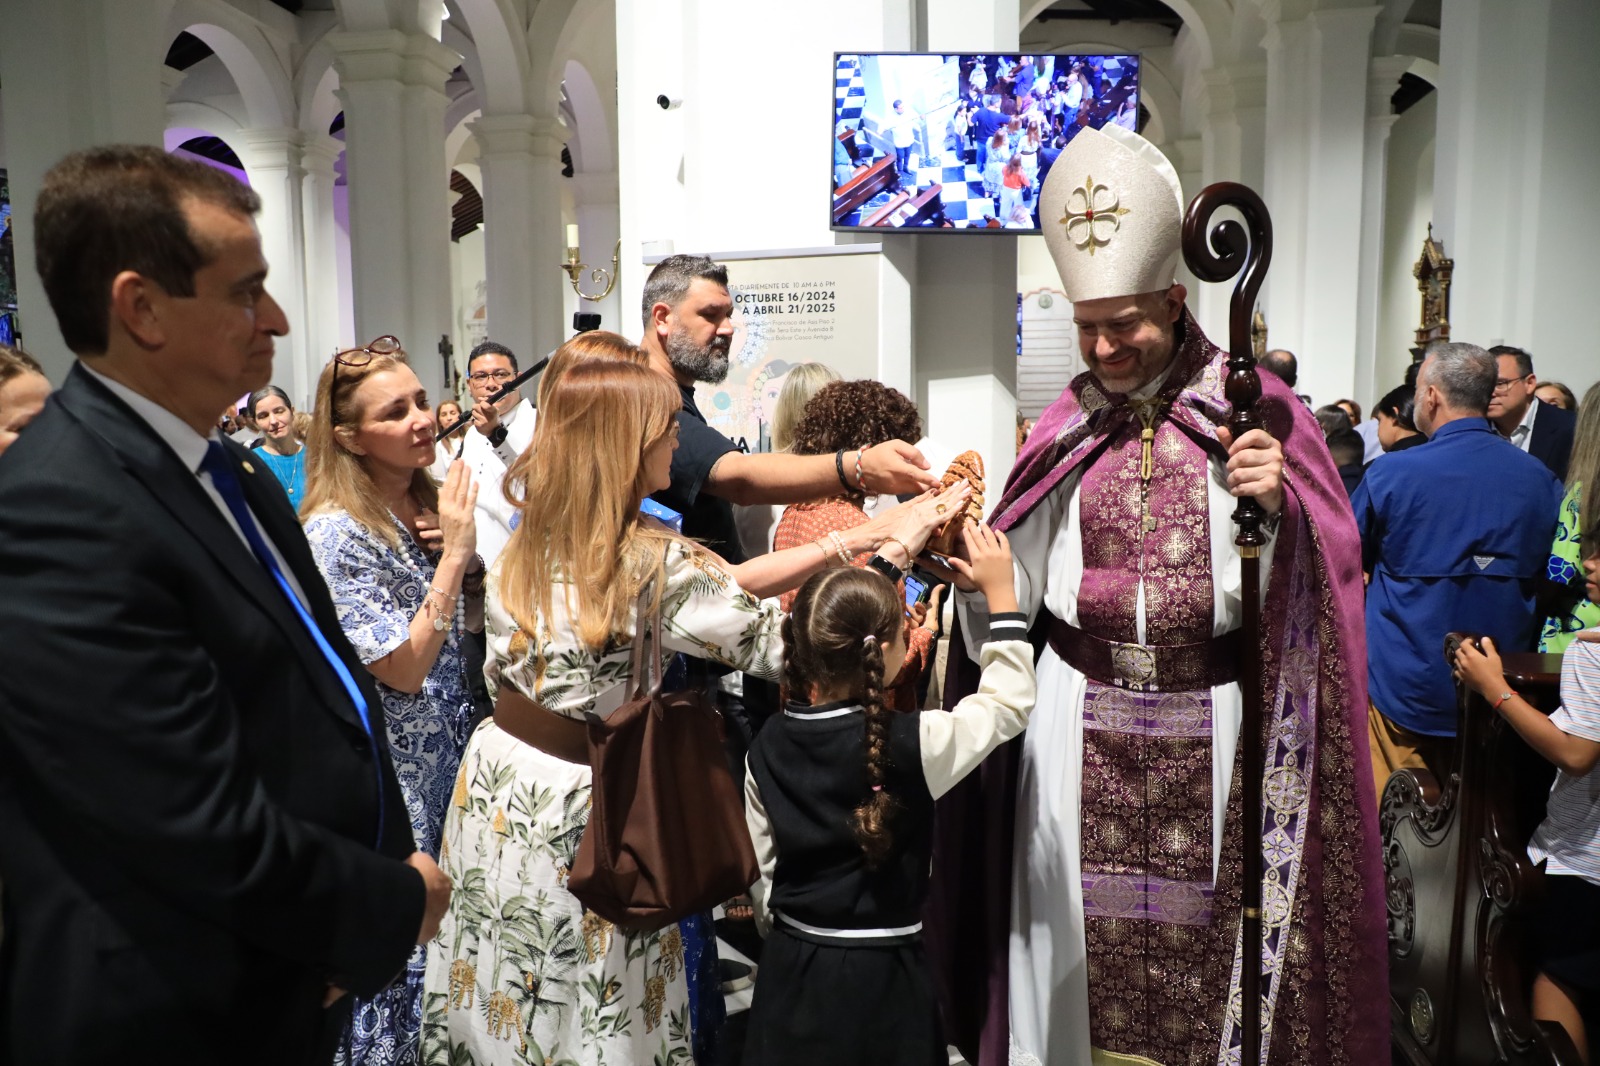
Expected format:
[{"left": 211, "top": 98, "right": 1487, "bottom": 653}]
[{"left": 305, "top": 510, "right": 478, "bottom": 1066}]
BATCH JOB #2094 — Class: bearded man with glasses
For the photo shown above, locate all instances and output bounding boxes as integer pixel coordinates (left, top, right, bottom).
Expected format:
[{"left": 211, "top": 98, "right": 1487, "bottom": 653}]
[{"left": 455, "top": 339, "right": 537, "bottom": 567}]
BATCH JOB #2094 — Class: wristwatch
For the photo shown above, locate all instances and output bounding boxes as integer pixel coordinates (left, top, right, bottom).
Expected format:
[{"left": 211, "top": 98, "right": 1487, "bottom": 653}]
[
  {"left": 865, "top": 554, "right": 904, "bottom": 582},
  {"left": 487, "top": 425, "right": 509, "bottom": 448}
]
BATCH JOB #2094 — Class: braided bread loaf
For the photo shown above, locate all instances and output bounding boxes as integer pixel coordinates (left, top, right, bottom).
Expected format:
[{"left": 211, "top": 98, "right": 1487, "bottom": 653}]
[{"left": 928, "top": 450, "right": 985, "bottom": 556}]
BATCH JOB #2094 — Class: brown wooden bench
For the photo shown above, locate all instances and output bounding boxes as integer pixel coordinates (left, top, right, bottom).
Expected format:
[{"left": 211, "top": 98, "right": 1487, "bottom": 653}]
[
  {"left": 1385, "top": 645, "right": 1583, "bottom": 1065},
  {"left": 901, "top": 183, "right": 945, "bottom": 226},
  {"left": 832, "top": 154, "right": 899, "bottom": 224},
  {"left": 860, "top": 190, "right": 911, "bottom": 228}
]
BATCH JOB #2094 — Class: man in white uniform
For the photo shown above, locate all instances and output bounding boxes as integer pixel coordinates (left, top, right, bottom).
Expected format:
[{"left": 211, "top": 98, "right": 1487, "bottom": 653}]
[
  {"left": 926, "top": 126, "right": 1386, "bottom": 1066},
  {"left": 454, "top": 340, "right": 536, "bottom": 568}
]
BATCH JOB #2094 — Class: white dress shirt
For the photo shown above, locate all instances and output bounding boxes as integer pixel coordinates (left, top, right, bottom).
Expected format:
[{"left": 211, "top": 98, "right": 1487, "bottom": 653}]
[
  {"left": 1507, "top": 397, "right": 1539, "bottom": 452},
  {"left": 83, "top": 364, "right": 310, "bottom": 607},
  {"left": 455, "top": 397, "right": 537, "bottom": 567}
]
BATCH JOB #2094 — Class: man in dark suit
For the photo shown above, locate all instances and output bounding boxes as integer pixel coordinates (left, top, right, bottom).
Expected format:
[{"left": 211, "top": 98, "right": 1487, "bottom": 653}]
[
  {"left": 0, "top": 146, "right": 450, "bottom": 1065},
  {"left": 1488, "top": 343, "right": 1577, "bottom": 481}
]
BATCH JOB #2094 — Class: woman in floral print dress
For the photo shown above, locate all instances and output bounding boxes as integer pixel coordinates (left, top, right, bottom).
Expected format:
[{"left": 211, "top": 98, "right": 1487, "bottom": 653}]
[{"left": 420, "top": 360, "right": 784, "bottom": 1066}]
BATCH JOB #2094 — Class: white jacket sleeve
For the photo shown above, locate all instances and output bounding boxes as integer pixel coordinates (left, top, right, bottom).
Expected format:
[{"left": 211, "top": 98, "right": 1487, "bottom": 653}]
[
  {"left": 744, "top": 760, "right": 779, "bottom": 938},
  {"left": 919, "top": 631, "right": 1036, "bottom": 800}
]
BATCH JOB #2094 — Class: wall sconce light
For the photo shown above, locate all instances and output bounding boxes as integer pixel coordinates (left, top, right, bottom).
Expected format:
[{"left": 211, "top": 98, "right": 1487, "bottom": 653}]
[{"left": 560, "top": 224, "right": 620, "bottom": 302}]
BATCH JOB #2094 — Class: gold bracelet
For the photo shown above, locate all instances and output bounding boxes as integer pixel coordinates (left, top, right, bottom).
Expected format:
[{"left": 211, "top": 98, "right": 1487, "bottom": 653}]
[
  {"left": 814, "top": 539, "right": 834, "bottom": 566},
  {"left": 880, "top": 536, "right": 912, "bottom": 570}
]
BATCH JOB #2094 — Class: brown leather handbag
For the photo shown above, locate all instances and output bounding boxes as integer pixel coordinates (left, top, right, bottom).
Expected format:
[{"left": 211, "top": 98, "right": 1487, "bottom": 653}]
[{"left": 567, "top": 591, "right": 758, "bottom": 932}]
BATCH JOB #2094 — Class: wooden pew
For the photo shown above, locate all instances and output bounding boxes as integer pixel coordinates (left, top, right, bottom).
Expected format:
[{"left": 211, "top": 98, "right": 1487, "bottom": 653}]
[
  {"left": 837, "top": 128, "right": 860, "bottom": 163},
  {"left": 860, "top": 190, "right": 911, "bottom": 228},
  {"left": 901, "top": 183, "right": 946, "bottom": 226},
  {"left": 1384, "top": 644, "right": 1582, "bottom": 1065},
  {"left": 857, "top": 184, "right": 946, "bottom": 229},
  {"left": 832, "top": 154, "right": 899, "bottom": 224}
]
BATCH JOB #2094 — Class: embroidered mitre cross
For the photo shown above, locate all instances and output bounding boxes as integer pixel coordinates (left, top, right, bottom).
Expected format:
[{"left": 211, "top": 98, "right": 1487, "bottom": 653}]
[{"left": 1061, "top": 174, "right": 1131, "bottom": 256}]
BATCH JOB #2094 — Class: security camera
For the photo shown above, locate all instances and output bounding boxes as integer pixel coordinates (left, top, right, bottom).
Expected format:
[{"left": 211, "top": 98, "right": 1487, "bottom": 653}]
[{"left": 656, "top": 94, "right": 683, "bottom": 111}]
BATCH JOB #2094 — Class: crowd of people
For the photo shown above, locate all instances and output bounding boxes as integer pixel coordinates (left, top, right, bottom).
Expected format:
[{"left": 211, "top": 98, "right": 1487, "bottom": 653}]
[
  {"left": 0, "top": 122, "right": 1597, "bottom": 1066},
  {"left": 835, "top": 53, "right": 1135, "bottom": 230}
]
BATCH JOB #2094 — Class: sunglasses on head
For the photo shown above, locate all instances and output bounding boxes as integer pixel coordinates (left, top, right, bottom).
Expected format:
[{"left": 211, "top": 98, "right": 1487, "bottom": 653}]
[{"left": 329, "top": 335, "right": 403, "bottom": 426}]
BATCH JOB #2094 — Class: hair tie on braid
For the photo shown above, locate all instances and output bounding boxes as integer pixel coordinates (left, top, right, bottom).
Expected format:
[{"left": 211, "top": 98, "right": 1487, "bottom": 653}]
[{"left": 871, "top": 785, "right": 883, "bottom": 792}]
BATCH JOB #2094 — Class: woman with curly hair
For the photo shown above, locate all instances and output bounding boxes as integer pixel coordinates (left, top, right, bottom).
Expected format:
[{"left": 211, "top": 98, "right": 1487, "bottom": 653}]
[{"left": 773, "top": 380, "right": 939, "bottom": 709}]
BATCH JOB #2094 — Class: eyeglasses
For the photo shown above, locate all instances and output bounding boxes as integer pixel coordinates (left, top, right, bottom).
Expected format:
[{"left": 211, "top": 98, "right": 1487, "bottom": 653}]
[
  {"left": 329, "top": 335, "right": 402, "bottom": 425},
  {"left": 468, "top": 370, "right": 517, "bottom": 384},
  {"left": 1492, "top": 375, "right": 1531, "bottom": 393}
]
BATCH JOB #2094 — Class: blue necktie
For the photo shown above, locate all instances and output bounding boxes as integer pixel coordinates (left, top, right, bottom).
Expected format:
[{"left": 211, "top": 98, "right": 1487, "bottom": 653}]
[{"left": 200, "top": 440, "right": 384, "bottom": 843}]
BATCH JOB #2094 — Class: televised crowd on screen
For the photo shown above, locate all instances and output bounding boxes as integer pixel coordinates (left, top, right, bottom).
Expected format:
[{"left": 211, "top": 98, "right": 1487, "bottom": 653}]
[{"left": 1, "top": 143, "right": 1599, "bottom": 1066}]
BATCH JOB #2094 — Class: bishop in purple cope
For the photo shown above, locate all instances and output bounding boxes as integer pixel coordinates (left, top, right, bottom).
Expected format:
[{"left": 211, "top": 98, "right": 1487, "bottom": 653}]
[{"left": 924, "top": 126, "right": 1387, "bottom": 1066}]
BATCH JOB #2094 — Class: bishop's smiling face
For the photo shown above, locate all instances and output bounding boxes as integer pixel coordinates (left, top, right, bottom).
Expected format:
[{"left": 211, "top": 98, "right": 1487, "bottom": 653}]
[{"left": 1072, "top": 284, "right": 1185, "bottom": 394}]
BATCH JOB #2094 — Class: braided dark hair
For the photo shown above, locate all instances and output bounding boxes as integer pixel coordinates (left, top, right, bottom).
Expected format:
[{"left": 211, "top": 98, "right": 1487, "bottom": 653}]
[
  {"left": 780, "top": 612, "right": 807, "bottom": 705},
  {"left": 782, "top": 567, "right": 904, "bottom": 865},
  {"left": 855, "top": 635, "right": 894, "bottom": 866}
]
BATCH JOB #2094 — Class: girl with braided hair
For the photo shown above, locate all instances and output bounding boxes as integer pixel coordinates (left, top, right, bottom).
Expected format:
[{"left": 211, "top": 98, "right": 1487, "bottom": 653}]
[{"left": 740, "top": 523, "right": 1035, "bottom": 1066}]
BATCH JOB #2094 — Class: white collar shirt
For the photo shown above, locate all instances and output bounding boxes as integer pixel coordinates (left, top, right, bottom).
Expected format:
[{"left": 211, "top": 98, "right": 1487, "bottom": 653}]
[
  {"left": 455, "top": 396, "right": 538, "bottom": 568},
  {"left": 1508, "top": 397, "right": 1539, "bottom": 452},
  {"left": 82, "top": 363, "right": 309, "bottom": 607}
]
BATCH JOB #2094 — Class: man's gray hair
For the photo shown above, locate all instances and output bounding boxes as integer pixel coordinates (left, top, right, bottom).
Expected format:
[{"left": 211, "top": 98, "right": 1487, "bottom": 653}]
[
  {"left": 640, "top": 254, "right": 729, "bottom": 328},
  {"left": 1422, "top": 342, "right": 1496, "bottom": 414}
]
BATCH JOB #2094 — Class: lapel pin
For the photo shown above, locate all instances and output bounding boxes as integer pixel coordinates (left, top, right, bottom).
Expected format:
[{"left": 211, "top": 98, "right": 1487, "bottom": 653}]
[{"left": 241, "top": 461, "right": 255, "bottom": 474}]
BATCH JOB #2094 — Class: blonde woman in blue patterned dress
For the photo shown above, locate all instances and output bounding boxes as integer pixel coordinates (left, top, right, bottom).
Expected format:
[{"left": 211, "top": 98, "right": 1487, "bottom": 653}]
[
  {"left": 421, "top": 360, "right": 787, "bottom": 1066},
  {"left": 302, "top": 340, "right": 484, "bottom": 1066}
]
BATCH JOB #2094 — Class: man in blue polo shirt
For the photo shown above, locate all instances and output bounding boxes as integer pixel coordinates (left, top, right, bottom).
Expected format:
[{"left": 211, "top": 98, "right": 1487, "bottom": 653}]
[{"left": 1354, "top": 341, "right": 1562, "bottom": 803}]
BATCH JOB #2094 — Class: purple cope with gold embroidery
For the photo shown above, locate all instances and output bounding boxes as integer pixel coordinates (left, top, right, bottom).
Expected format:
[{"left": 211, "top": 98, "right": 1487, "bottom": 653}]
[{"left": 925, "top": 308, "right": 1388, "bottom": 1066}]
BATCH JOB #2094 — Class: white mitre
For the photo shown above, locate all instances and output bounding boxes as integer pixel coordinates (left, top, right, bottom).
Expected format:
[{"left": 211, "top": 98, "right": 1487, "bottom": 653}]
[{"left": 1038, "top": 124, "right": 1185, "bottom": 303}]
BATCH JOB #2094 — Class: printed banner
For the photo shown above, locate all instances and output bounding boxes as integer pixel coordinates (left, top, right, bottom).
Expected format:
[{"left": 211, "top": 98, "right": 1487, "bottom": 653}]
[{"left": 692, "top": 250, "right": 881, "bottom": 451}]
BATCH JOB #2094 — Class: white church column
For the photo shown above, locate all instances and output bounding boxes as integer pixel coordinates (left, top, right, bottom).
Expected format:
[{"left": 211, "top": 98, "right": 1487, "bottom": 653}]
[
  {"left": 470, "top": 114, "right": 568, "bottom": 362},
  {"left": 1434, "top": 0, "right": 1600, "bottom": 389},
  {"left": 469, "top": 115, "right": 538, "bottom": 362},
  {"left": 329, "top": 29, "right": 458, "bottom": 397},
  {"left": 237, "top": 128, "right": 311, "bottom": 405},
  {"left": 0, "top": 0, "right": 172, "bottom": 376},
  {"left": 1197, "top": 64, "right": 1267, "bottom": 342},
  {"left": 918, "top": 0, "right": 1020, "bottom": 494},
  {"left": 572, "top": 171, "right": 624, "bottom": 335},
  {"left": 1351, "top": 56, "right": 1407, "bottom": 407},
  {"left": 1261, "top": 5, "right": 1381, "bottom": 405},
  {"left": 300, "top": 135, "right": 345, "bottom": 386},
  {"left": 1259, "top": 16, "right": 1312, "bottom": 378}
]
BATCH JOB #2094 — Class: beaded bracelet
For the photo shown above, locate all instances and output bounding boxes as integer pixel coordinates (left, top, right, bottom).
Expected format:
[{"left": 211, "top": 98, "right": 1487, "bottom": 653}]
[{"left": 827, "top": 529, "right": 852, "bottom": 566}]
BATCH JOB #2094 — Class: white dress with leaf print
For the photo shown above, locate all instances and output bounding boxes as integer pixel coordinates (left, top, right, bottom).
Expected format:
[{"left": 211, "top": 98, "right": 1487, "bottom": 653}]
[{"left": 421, "top": 540, "right": 783, "bottom": 1066}]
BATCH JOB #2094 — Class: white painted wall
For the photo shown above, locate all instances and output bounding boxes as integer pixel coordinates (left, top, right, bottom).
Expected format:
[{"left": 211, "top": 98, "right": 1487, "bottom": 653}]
[
  {"left": 1435, "top": 0, "right": 1600, "bottom": 395},
  {"left": 1375, "top": 91, "right": 1435, "bottom": 400}
]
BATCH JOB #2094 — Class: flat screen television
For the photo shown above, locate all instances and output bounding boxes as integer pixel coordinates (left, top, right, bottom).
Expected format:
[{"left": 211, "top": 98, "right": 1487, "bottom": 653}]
[{"left": 831, "top": 51, "right": 1141, "bottom": 233}]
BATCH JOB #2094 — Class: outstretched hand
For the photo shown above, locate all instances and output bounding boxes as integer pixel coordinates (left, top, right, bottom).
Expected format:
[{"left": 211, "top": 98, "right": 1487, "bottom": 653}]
[
  {"left": 942, "top": 523, "right": 1018, "bottom": 614},
  {"left": 859, "top": 440, "right": 940, "bottom": 495}
]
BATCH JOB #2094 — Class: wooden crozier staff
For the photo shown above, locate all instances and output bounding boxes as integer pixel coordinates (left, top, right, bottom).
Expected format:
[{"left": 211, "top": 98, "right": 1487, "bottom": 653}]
[{"left": 1181, "top": 182, "right": 1273, "bottom": 1066}]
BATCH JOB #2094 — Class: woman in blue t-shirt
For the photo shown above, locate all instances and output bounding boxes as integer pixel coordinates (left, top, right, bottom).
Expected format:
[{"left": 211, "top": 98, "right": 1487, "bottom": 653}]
[{"left": 248, "top": 385, "right": 306, "bottom": 512}]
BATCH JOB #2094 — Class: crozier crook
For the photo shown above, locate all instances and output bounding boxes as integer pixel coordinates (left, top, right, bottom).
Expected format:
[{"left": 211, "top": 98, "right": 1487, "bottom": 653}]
[{"left": 1181, "top": 181, "right": 1273, "bottom": 1066}]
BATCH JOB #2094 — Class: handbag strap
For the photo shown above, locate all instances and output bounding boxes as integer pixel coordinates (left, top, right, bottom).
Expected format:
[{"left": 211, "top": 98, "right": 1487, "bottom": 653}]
[{"left": 627, "top": 557, "right": 668, "bottom": 700}]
